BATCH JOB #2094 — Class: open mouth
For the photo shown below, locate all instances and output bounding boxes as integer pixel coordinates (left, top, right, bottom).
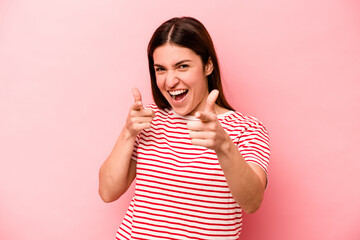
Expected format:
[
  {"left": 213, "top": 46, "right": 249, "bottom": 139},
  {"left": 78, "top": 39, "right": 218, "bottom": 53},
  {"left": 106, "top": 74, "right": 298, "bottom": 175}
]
[{"left": 168, "top": 89, "right": 189, "bottom": 101}]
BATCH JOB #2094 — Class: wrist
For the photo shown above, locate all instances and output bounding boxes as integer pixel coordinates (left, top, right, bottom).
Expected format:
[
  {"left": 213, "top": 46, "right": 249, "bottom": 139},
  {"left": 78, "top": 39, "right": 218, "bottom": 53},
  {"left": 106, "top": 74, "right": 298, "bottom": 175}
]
[
  {"left": 215, "top": 135, "right": 233, "bottom": 157},
  {"left": 120, "top": 127, "right": 137, "bottom": 142}
]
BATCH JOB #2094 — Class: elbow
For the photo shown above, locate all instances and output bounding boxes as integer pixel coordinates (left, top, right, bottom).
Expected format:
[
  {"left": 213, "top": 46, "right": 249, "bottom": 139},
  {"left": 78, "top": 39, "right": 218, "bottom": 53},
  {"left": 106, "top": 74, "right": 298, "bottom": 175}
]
[
  {"left": 98, "top": 171, "right": 126, "bottom": 203},
  {"left": 243, "top": 204, "right": 261, "bottom": 214},
  {"left": 100, "top": 196, "right": 116, "bottom": 203},
  {"left": 98, "top": 188, "right": 119, "bottom": 203},
  {"left": 242, "top": 196, "right": 263, "bottom": 214}
]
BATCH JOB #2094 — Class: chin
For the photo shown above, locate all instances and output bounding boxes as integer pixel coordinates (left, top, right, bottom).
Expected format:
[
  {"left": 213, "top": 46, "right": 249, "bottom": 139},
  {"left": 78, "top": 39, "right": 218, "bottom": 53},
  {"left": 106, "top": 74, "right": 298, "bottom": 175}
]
[{"left": 172, "top": 107, "right": 191, "bottom": 116}]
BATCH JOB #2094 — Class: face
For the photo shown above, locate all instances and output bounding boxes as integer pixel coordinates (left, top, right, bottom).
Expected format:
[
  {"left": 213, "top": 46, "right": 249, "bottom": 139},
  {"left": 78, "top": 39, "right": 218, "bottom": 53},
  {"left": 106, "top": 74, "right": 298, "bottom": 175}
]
[{"left": 153, "top": 43, "right": 213, "bottom": 116}]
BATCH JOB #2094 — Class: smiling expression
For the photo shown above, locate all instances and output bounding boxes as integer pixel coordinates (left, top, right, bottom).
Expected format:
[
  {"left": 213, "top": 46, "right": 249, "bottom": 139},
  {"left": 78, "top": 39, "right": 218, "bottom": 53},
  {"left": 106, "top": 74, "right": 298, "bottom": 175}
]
[{"left": 153, "top": 43, "right": 213, "bottom": 116}]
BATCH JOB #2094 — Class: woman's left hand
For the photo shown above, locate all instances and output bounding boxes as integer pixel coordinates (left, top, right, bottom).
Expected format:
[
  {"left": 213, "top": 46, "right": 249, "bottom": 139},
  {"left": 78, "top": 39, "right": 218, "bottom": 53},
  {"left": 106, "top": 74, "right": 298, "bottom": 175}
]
[{"left": 187, "top": 90, "right": 230, "bottom": 152}]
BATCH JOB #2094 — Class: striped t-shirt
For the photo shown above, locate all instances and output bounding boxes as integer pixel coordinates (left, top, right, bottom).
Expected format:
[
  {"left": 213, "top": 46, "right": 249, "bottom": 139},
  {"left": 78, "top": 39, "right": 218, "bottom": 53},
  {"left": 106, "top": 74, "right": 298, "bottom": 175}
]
[{"left": 116, "top": 104, "right": 270, "bottom": 239}]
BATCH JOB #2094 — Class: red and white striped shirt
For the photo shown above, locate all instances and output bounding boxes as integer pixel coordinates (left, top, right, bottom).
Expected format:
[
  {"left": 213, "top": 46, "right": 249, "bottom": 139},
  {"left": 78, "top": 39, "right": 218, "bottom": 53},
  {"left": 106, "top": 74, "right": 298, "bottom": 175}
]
[{"left": 116, "top": 104, "right": 270, "bottom": 239}]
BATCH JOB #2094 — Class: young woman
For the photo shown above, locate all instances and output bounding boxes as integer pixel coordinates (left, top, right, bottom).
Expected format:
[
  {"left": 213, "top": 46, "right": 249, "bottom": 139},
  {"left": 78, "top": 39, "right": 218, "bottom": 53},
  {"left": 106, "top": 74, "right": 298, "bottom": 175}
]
[{"left": 99, "top": 17, "right": 270, "bottom": 239}]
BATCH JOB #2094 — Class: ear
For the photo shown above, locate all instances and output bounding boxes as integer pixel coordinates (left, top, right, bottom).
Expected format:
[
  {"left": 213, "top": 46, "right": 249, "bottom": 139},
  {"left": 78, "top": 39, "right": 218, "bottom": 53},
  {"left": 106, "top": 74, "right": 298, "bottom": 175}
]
[{"left": 205, "top": 58, "right": 214, "bottom": 76}]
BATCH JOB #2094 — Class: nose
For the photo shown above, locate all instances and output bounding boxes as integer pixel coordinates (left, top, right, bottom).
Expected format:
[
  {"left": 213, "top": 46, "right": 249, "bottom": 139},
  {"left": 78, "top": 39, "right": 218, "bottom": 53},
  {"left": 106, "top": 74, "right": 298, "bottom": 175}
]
[{"left": 165, "top": 70, "right": 179, "bottom": 89}]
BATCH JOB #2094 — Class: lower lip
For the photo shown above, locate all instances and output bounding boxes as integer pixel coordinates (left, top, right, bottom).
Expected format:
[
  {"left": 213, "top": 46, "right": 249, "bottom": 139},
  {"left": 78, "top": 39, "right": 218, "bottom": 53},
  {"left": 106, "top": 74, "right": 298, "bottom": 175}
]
[{"left": 169, "top": 91, "right": 188, "bottom": 104}]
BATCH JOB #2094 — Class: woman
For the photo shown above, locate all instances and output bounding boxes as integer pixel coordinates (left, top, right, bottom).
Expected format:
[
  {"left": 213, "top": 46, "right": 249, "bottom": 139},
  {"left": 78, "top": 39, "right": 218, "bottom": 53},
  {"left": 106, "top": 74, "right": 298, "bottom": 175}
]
[{"left": 99, "top": 17, "right": 270, "bottom": 239}]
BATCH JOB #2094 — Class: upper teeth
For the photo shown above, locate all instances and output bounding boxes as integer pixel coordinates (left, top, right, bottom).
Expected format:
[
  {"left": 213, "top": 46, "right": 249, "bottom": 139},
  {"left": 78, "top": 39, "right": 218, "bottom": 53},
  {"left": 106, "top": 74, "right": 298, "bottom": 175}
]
[{"left": 169, "top": 89, "right": 187, "bottom": 96}]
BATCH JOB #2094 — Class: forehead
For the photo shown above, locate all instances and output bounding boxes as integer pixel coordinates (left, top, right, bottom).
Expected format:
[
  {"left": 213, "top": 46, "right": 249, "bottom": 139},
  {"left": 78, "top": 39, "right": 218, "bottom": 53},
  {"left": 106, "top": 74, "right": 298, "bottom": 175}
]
[{"left": 153, "top": 43, "right": 200, "bottom": 65}]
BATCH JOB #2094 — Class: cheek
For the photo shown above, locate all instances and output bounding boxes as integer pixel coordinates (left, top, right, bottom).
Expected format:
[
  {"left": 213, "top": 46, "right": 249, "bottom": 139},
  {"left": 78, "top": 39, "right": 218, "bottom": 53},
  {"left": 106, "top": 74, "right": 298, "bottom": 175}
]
[
  {"left": 182, "top": 70, "right": 200, "bottom": 84},
  {"left": 190, "top": 71, "right": 208, "bottom": 90},
  {"left": 155, "top": 76, "right": 165, "bottom": 90}
]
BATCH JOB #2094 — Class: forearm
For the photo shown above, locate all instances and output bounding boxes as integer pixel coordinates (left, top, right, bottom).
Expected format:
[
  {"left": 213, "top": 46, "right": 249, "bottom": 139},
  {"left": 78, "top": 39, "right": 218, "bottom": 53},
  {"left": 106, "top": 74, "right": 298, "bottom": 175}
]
[
  {"left": 98, "top": 128, "right": 137, "bottom": 202},
  {"left": 216, "top": 136, "right": 265, "bottom": 214}
]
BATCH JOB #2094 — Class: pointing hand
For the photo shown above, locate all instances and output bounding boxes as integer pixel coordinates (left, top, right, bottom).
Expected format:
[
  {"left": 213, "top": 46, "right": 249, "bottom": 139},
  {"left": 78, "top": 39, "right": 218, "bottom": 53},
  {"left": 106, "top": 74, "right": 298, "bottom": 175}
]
[
  {"left": 125, "top": 88, "right": 155, "bottom": 136},
  {"left": 187, "top": 90, "right": 230, "bottom": 152}
]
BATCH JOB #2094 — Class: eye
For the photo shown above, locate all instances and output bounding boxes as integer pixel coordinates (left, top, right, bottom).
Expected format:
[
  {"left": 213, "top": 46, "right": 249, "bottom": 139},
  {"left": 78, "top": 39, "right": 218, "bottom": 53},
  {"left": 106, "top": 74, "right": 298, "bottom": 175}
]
[
  {"left": 178, "top": 64, "right": 189, "bottom": 69},
  {"left": 155, "top": 67, "right": 165, "bottom": 72}
]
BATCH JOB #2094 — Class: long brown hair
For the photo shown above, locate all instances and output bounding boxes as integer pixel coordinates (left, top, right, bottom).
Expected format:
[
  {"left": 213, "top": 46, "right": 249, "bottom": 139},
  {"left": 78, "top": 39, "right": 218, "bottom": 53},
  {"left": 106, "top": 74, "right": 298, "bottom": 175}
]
[{"left": 147, "top": 17, "right": 234, "bottom": 111}]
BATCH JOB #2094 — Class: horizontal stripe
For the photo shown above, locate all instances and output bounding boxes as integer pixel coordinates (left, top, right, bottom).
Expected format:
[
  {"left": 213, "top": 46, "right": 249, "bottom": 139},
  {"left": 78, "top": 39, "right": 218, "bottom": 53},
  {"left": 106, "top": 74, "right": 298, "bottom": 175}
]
[
  {"left": 133, "top": 214, "right": 241, "bottom": 232},
  {"left": 139, "top": 161, "right": 226, "bottom": 178},
  {"left": 135, "top": 193, "right": 237, "bottom": 210},
  {"left": 135, "top": 199, "right": 239, "bottom": 217},
  {"left": 137, "top": 155, "right": 223, "bottom": 170},
  {"left": 136, "top": 177, "right": 230, "bottom": 194},
  {"left": 136, "top": 167, "right": 227, "bottom": 186},
  {"left": 136, "top": 146, "right": 219, "bottom": 162},
  {"left": 132, "top": 208, "right": 242, "bottom": 227},
  {"left": 134, "top": 188, "right": 236, "bottom": 205},
  {"left": 131, "top": 219, "right": 241, "bottom": 237},
  {"left": 133, "top": 204, "right": 240, "bottom": 221}
]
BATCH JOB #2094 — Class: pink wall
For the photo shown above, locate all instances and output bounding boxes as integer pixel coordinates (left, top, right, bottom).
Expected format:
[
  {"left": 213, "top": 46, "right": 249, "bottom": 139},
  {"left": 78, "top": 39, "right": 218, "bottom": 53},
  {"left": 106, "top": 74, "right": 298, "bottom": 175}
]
[{"left": 1, "top": 0, "right": 359, "bottom": 239}]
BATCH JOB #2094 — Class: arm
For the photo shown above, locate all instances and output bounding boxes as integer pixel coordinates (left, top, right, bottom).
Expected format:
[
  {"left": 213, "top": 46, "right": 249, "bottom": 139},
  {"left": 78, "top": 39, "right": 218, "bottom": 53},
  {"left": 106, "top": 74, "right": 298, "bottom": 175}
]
[
  {"left": 98, "top": 88, "right": 154, "bottom": 203},
  {"left": 188, "top": 90, "right": 268, "bottom": 213},
  {"left": 98, "top": 130, "right": 138, "bottom": 203},
  {"left": 215, "top": 137, "right": 267, "bottom": 213}
]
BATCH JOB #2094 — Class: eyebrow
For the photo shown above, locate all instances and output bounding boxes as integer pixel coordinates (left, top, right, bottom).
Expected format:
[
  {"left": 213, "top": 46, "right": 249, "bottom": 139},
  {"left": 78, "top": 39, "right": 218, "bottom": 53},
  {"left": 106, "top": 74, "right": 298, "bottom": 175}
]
[{"left": 154, "top": 59, "right": 191, "bottom": 68}]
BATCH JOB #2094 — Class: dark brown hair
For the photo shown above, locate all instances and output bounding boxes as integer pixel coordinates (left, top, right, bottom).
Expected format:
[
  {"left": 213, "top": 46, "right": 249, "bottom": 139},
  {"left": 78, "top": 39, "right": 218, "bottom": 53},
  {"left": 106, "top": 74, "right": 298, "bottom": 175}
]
[{"left": 147, "top": 17, "right": 234, "bottom": 111}]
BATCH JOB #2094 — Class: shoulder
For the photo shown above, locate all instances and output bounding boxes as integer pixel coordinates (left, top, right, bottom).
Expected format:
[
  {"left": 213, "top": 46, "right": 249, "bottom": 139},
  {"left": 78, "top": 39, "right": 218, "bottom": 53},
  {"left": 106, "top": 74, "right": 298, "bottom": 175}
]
[
  {"left": 223, "top": 111, "right": 265, "bottom": 126},
  {"left": 221, "top": 111, "right": 268, "bottom": 136}
]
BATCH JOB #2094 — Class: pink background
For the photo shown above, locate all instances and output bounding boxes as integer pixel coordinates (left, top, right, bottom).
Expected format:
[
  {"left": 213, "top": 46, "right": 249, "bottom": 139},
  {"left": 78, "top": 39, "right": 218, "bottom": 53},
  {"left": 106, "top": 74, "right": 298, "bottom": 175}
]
[{"left": 1, "top": 0, "right": 359, "bottom": 239}]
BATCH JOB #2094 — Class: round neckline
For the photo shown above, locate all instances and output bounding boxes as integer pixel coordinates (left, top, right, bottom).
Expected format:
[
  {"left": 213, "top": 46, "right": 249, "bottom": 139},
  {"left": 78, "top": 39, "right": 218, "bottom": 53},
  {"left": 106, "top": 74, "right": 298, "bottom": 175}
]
[{"left": 169, "top": 109, "right": 234, "bottom": 120}]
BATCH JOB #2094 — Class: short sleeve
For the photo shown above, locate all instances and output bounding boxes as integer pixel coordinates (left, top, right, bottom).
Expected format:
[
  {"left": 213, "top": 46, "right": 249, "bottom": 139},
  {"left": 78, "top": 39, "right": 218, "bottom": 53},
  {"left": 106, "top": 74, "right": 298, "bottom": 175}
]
[{"left": 237, "top": 121, "right": 270, "bottom": 174}]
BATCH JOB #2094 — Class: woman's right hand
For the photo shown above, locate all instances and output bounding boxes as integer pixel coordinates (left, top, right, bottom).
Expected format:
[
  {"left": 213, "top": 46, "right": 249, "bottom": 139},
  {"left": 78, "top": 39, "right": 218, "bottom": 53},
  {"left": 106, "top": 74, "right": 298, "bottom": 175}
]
[{"left": 125, "top": 88, "right": 155, "bottom": 137}]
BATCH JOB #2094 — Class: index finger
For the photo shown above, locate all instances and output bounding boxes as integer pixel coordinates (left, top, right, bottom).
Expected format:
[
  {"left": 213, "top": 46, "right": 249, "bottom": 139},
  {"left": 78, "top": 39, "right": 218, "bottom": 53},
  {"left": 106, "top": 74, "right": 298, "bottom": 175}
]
[
  {"left": 195, "top": 111, "right": 216, "bottom": 123},
  {"left": 132, "top": 88, "right": 142, "bottom": 103},
  {"left": 204, "top": 89, "right": 219, "bottom": 114},
  {"left": 132, "top": 88, "right": 143, "bottom": 110}
]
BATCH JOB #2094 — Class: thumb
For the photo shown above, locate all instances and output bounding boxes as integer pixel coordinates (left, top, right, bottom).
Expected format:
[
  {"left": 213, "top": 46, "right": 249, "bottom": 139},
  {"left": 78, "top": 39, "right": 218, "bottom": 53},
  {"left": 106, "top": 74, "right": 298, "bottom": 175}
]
[
  {"left": 132, "top": 88, "right": 143, "bottom": 109},
  {"left": 204, "top": 89, "right": 219, "bottom": 114}
]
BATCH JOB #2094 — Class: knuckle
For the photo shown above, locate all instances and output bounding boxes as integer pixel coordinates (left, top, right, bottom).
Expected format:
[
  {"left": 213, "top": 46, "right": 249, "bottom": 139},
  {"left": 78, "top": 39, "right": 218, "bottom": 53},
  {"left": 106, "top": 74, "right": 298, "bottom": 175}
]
[
  {"left": 209, "top": 132, "right": 216, "bottom": 138},
  {"left": 189, "top": 131, "right": 197, "bottom": 139},
  {"left": 132, "top": 126, "right": 140, "bottom": 133},
  {"left": 129, "top": 110, "right": 137, "bottom": 118},
  {"left": 144, "top": 109, "right": 153, "bottom": 115},
  {"left": 209, "top": 123, "right": 217, "bottom": 131}
]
